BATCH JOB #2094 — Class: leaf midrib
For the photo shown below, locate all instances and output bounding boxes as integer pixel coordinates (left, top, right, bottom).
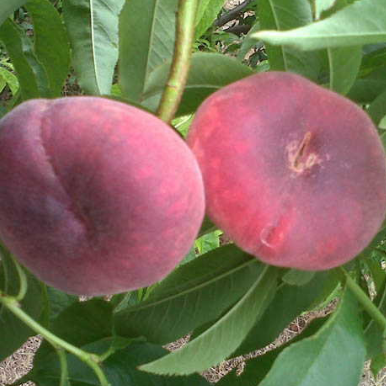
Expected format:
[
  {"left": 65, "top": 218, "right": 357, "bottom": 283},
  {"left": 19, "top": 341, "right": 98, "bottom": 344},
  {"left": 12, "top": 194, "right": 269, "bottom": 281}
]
[{"left": 120, "top": 259, "right": 258, "bottom": 313}]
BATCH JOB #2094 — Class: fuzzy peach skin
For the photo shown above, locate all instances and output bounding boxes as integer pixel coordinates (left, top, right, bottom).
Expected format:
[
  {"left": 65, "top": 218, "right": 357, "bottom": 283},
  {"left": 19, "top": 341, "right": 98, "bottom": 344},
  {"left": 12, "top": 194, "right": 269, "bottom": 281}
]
[
  {"left": 187, "top": 71, "right": 386, "bottom": 270},
  {"left": 0, "top": 97, "right": 205, "bottom": 295}
]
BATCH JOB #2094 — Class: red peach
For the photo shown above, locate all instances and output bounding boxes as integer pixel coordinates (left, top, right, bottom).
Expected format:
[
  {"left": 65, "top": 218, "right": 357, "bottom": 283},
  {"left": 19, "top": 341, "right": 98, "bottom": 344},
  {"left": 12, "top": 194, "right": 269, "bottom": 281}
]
[
  {"left": 188, "top": 71, "right": 386, "bottom": 270},
  {"left": 0, "top": 97, "right": 205, "bottom": 295}
]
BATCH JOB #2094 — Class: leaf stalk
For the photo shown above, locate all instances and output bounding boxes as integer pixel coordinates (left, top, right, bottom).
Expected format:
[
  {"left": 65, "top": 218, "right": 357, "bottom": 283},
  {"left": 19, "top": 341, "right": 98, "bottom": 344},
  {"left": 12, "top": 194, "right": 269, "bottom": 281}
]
[
  {"left": 0, "top": 293, "right": 110, "bottom": 386},
  {"left": 340, "top": 267, "right": 386, "bottom": 330}
]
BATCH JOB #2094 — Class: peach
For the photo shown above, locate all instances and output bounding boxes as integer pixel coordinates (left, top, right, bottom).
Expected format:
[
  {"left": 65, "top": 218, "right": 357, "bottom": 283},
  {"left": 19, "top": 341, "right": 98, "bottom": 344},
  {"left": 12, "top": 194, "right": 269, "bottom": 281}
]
[
  {"left": 0, "top": 97, "right": 205, "bottom": 295},
  {"left": 187, "top": 71, "right": 386, "bottom": 270}
]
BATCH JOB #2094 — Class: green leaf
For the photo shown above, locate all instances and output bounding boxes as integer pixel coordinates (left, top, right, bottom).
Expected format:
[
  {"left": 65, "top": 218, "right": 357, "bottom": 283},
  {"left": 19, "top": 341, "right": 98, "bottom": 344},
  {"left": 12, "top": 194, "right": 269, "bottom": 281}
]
[
  {"left": 62, "top": 0, "right": 125, "bottom": 95},
  {"left": 317, "top": 0, "right": 351, "bottom": 20},
  {"left": 362, "top": 222, "right": 386, "bottom": 256},
  {"left": 139, "top": 266, "right": 278, "bottom": 375},
  {"left": 258, "top": 288, "right": 366, "bottom": 386},
  {"left": 173, "top": 114, "right": 194, "bottom": 138},
  {"left": 30, "top": 341, "right": 210, "bottom": 386},
  {"left": 48, "top": 298, "right": 113, "bottom": 347},
  {"left": 365, "top": 258, "right": 386, "bottom": 296},
  {"left": 370, "top": 352, "right": 386, "bottom": 378},
  {"left": 348, "top": 66, "right": 386, "bottom": 104},
  {"left": 361, "top": 44, "right": 386, "bottom": 76},
  {"left": 45, "top": 287, "right": 80, "bottom": 324},
  {"left": 327, "top": 45, "right": 362, "bottom": 94},
  {"left": 380, "top": 115, "right": 386, "bottom": 130},
  {"left": 0, "top": 66, "right": 19, "bottom": 95},
  {"left": 258, "top": 0, "right": 321, "bottom": 80},
  {"left": 114, "top": 245, "right": 264, "bottom": 344},
  {"left": 314, "top": 0, "right": 336, "bottom": 20},
  {"left": 179, "top": 246, "right": 196, "bottom": 265},
  {"left": 217, "top": 318, "right": 328, "bottom": 386},
  {"left": 119, "top": 0, "right": 178, "bottom": 103},
  {"left": 30, "top": 297, "right": 114, "bottom": 381},
  {"left": 0, "top": 74, "right": 5, "bottom": 93},
  {"left": 318, "top": 0, "right": 361, "bottom": 96},
  {"left": 25, "top": 0, "right": 71, "bottom": 97},
  {"left": 0, "top": 250, "right": 45, "bottom": 361},
  {"left": 104, "top": 343, "right": 211, "bottom": 386},
  {"left": 282, "top": 269, "right": 315, "bottom": 286},
  {"left": 254, "top": 0, "right": 386, "bottom": 50},
  {"left": 368, "top": 89, "right": 386, "bottom": 126},
  {"left": 195, "top": 0, "right": 224, "bottom": 39},
  {"left": 364, "top": 278, "right": 386, "bottom": 359},
  {"left": 237, "top": 21, "right": 263, "bottom": 61},
  {"left": 0, "top": 19, "right": 50, "bottom": 99},
  {"left": 142, "top": 52, "right": 253, "bottom": 116},
  {"left": 195, "top": 230, "right": 222, "bottom": 255},
  {"left": 0, "top": 1, "right": 27, "bottom": 27},
  {"left": 233, "top": 271, "right": 336, "bottom": 357},
  {"left": 198, "top": 215, "right": 217, "bottom": 237}
]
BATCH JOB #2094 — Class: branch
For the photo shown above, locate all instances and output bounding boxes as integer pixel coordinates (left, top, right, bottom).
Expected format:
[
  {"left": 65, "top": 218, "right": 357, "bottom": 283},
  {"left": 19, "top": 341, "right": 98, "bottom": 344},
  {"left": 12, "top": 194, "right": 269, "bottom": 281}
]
[
  {"left": 157, "top": 0, "right": 199, "bottom": 124},
  {"left": 215, "top": 0, "right": 254, "bottom": 27},
  {"left": 224, "top": 24, "right": 251, "bottom": 36}
]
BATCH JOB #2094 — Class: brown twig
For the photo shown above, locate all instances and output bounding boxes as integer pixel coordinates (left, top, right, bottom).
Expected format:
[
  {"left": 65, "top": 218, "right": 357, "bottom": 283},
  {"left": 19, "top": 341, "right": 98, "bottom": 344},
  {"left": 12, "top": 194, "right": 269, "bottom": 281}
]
[{"left": 215, "top": 0, "right": 254, "bottom": 27}]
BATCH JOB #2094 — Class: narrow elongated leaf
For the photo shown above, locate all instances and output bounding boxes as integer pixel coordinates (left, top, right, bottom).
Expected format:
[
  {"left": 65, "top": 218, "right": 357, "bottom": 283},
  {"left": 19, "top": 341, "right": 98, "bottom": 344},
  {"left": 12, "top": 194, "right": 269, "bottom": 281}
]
[
  {"left": 233, "top": 271, "right": 336, "bottom": 357},
  {"left": 62, "top": 0, "right": 125, "bottom": 95},
  {"left": 258, "top": 0, "right": 320, "bottom": 80},
  {"left": 119, "top": 0, "right": 178, "bottom": 103},
  {"left": 142, "top": 52, "right": 253, "bottom": 115},
  {"left": 217, "top": 318, "right": 328, "bottom": 386},
  {"left": 254, "top": 0, "right": 386, "bottom": 50},
  {"left": 0, "top": 19, "right": 50, "bottom": 99},
  {"left": 0, "top": 1, "right": 27, "bottom": 27},
  {"left": 314, "top": 0, "right": 361, "bottom": 95},
  {"left": 195, "top": 0, "right": 224, "bottom": 38},
  {"left": 328, "top": 46, "right": 362, "bottom": 94},
  {"left": 139, "top": 266, "right": 278, "bottom": 375},
  {"left": 114, "top": 245, "right": 263, "bottom": 344},
  {"left": 26, "top": 0, "right": 70, "bottom": 96},
  {"left": 259, "top": 288, "right": 366, "bottom": 386}
]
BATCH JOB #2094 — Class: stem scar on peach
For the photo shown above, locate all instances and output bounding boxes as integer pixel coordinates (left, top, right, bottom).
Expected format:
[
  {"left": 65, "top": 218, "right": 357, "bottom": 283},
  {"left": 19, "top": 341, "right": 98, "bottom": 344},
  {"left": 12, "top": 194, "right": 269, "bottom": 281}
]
[
  {"left": 0, "top": 97, "right": 205, "bottom": 295},
  {"left": 187, "top": 71, "right": 386, "bottom": 271}
]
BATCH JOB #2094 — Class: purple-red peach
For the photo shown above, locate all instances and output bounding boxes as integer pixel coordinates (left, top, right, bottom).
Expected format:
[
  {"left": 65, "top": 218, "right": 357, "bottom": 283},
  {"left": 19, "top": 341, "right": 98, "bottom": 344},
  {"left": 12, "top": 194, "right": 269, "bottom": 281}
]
[
  {"left": 0, "top": 97, "right": 205, "bottom": 295},
  {"left": 187, "top": 71, "right": 386, "bottom": 270}
]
